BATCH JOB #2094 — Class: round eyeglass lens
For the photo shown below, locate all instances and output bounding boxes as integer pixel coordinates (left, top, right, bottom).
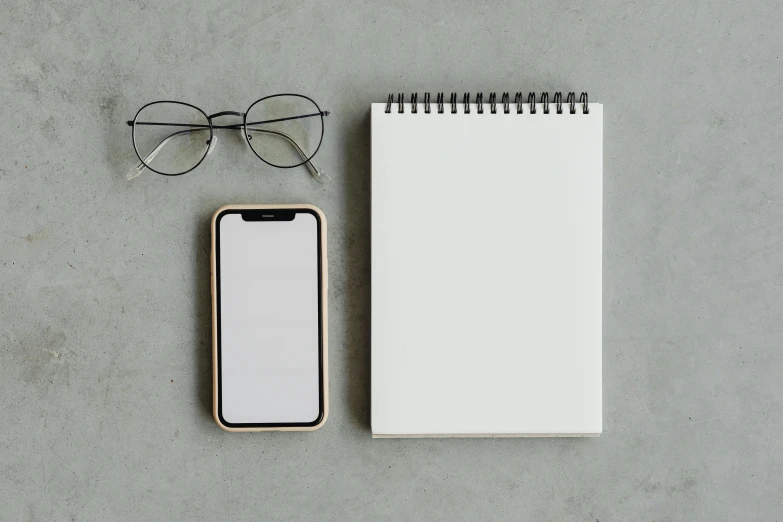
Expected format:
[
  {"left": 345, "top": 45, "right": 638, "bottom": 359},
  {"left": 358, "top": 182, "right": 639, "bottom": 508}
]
[
  {"left": 244, "top": 95, "right": 323, "bottom": 168},
  {"left": 133, "top": 102, "right": 211, "bottom": 175}
]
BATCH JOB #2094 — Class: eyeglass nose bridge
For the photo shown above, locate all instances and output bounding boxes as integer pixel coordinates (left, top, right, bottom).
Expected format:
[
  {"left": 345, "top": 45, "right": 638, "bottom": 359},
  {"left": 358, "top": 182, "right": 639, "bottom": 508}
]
[
  {"left": 204, "top": 111, "right": 246, "bottom": 152},
  {"left": 208, "top": 111, "right": 245, "bottom": 119}
]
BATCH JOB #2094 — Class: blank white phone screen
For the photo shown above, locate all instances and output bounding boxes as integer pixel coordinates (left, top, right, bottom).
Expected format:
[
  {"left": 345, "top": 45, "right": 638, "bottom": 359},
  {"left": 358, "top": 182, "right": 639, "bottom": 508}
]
[{"left": 218, "top": 211, "right": 321, "bottom": 425}]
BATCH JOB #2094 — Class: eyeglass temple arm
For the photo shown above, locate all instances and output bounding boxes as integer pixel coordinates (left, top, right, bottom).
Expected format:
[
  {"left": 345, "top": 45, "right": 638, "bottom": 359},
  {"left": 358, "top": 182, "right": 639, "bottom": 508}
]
[
  {"left": 244, "top": 126, "right": 328, "bottom": 181},
  {"left": 127, "top": 111, "right": 328, "bottom": 129},
  {"left": 127, "top": 128, "right": 201, "bottom": 179},
  {"left": 127, "top": 127, "right": 326, "bottom": 182}
]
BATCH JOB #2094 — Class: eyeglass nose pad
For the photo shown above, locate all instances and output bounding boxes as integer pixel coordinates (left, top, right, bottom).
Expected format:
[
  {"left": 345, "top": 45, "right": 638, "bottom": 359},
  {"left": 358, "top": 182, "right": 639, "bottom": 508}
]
[{"left": 206, "top": 134, "right": 218, "bottom": 155}]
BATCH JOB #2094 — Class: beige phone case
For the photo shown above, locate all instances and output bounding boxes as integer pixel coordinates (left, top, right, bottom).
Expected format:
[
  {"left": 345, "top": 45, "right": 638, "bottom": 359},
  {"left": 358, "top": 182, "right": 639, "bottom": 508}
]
[{"left": 211, "top": 204, "right": 328, "bottom": 432}]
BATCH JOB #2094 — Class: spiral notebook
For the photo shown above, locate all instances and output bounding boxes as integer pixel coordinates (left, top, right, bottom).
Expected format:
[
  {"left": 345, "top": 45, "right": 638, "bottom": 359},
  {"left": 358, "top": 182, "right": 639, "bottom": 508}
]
[{"left": 371, "top": 92, "right": 603, "bottom": 438}]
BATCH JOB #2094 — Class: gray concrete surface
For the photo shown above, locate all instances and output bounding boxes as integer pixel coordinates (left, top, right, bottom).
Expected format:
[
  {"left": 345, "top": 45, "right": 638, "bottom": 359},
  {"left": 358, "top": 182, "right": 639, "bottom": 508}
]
[{"left": 1, "top": 0, "right": 782, "bottom": 520}]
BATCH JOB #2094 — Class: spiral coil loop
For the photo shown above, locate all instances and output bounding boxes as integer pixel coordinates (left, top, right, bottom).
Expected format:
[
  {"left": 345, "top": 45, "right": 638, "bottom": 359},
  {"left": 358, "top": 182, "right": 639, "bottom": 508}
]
[
  {"left": 580, "top": 92, "right": 589, "bottom": 114},
  {"left": 383, "top": 92, "right": 590, "bottom": 115},
  {"left": 567, "top": 92, "right": 576, "bottom": 114}
]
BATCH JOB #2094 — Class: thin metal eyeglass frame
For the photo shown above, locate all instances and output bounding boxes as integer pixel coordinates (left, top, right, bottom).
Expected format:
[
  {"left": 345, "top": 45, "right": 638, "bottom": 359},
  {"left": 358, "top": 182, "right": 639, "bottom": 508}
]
[{"left": 128, "top": 95, "right": 329, "bottom": 177}]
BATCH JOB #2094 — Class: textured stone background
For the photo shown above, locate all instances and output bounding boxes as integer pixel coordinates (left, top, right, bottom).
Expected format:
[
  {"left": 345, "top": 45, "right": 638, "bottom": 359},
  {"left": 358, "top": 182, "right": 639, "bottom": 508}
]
[{"left": 1, "top": 0, "right": 781, "bottom": 520}]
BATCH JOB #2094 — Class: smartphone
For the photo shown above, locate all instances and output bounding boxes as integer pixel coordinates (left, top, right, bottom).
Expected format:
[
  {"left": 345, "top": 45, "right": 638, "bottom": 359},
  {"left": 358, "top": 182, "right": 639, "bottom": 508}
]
[{"left": 211, "top": 204, "right": 328, "bottom": 431}]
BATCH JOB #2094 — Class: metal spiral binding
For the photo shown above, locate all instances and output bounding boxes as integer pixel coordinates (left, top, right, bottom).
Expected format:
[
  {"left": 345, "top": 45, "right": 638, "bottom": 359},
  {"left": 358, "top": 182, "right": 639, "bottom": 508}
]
[
  {"left": 580, "top": 92, "right": 589, "bottom": 114},
  {"left": 566, "top": 92, "right": 576, "bottom": 114},
  {"left": 384, "top": 92, "right": 590, "bottom": 114}
]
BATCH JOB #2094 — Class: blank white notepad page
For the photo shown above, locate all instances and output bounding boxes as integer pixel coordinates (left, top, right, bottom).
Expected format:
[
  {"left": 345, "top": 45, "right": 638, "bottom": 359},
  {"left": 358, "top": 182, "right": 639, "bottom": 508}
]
[{"left": 371, "top": 102, "right": 603, "bottom": 437}]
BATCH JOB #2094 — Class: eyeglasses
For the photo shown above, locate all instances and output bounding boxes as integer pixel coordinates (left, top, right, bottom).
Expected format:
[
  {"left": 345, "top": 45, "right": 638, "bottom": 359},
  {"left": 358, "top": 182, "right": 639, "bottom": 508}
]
[{"left": 126, "top": 94, "right": 329, "bottom": 182}]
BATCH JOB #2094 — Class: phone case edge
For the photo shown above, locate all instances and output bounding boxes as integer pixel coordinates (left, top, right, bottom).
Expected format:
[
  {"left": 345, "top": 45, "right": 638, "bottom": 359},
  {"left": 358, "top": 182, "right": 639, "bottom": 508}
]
[{"left": 211, "top": 204, "right": 329, "bottom": 432}]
